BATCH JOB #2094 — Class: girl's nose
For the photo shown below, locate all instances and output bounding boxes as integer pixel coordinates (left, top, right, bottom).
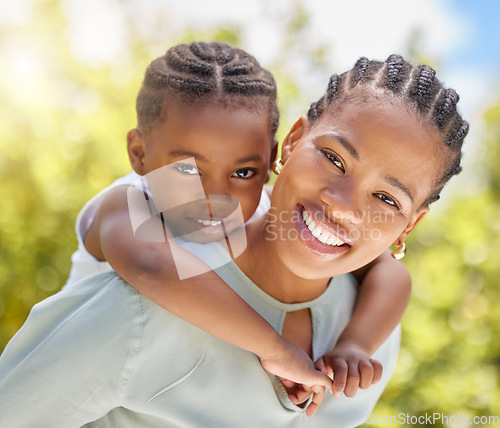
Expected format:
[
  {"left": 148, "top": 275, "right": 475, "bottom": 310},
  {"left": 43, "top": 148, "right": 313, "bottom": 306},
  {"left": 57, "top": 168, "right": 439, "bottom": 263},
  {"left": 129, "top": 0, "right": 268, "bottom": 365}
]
[
  {"left": 319, "top": 182, "right": 363, "bottom": 225},
  {"left": 202, "top": 177, "right": 228, "bottom": 198}
]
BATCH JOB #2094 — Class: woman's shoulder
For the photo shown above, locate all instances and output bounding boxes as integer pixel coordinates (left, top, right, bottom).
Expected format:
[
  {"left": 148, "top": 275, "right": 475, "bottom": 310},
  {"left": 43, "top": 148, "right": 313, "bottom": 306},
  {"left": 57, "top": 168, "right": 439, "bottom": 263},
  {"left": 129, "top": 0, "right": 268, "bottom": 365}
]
[{"left": 41, "top": 272, "right": 144, "bottom": 335}]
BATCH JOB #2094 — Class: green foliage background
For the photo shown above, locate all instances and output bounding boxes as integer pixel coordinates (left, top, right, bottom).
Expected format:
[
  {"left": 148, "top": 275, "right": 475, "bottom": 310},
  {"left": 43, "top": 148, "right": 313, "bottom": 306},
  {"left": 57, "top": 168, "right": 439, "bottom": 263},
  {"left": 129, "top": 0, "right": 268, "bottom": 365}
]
[{"left": 0, "top": 1, "right": 498, "bottom": 426}]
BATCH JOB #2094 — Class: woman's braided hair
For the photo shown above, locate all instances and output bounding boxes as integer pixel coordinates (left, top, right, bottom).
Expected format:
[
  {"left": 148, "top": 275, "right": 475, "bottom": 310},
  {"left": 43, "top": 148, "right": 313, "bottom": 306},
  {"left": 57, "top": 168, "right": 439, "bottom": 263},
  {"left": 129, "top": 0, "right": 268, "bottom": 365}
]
[
  {"left": 136, "top": 42, "right": 279, "bottom": 142},
  {"left": 307, "top": 54, "right": 469, "bottom": 206}
]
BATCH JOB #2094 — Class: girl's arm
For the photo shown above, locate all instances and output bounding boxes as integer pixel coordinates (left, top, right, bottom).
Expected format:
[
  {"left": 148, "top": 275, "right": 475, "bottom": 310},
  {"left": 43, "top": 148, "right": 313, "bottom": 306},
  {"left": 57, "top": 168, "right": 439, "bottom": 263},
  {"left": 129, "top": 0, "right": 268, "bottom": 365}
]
[
  {"left": 316, "top": 250, "right": 411, "bottom": 397},
  {"left": 84, "top": 186, "right": 332, "bottom": 414}
]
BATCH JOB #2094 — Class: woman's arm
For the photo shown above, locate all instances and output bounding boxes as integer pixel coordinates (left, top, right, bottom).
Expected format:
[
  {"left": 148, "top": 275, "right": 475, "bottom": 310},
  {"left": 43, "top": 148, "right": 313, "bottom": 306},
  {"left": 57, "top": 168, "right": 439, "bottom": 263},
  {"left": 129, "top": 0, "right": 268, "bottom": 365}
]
[
  {"left": 85, "top": 186, "right": 332, "bottom": 413},
  {"left": 317, "top": 250, "right": 411, "bottom": 397}
]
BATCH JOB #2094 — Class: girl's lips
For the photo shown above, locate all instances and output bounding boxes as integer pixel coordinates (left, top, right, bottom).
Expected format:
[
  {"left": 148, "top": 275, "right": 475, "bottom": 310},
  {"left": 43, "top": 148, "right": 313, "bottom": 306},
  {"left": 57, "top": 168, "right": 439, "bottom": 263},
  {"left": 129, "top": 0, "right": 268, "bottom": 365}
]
[
  {"left": 185, "top": 217, "right": 233, "bottom": 236},
  {"left": 164, "top": 215, "right": 233, "bottom": 242},
  {"left": 193, "top": 218, "right": 223, "bottom": 227},
  {"left": 294, "top": 204, "right": 351, "bottom": 257}
]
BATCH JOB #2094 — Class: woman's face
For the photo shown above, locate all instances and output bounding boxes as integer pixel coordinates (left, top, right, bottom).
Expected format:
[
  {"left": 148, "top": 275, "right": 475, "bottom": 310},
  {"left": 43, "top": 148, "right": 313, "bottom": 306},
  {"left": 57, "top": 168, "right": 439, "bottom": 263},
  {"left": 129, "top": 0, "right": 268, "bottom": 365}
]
[{"left": 270, "top": 98, "right": 448, "bottom": 279}]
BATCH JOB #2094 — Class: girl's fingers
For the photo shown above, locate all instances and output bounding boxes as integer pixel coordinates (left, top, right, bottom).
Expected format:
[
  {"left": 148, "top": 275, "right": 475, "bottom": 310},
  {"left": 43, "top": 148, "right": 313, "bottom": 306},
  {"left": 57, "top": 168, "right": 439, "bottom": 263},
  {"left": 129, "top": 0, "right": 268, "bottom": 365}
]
[
  {"left": 343, "top": 362, "right": 360, "bottom": 397},
  {"left": 358, "top": 359, "right": 374, "bottom": 389},
  {"left": 306, "top": 385, "right": 325, "bottom": 417},
  {"left": 371, "top": 359, "right": 383, "bottom": 384},
  {"left": 330, "top": 359, "right": 348, "bottom": 398},
  {"left": 278, "top": 376, "right": 296, "bottom": 389}
]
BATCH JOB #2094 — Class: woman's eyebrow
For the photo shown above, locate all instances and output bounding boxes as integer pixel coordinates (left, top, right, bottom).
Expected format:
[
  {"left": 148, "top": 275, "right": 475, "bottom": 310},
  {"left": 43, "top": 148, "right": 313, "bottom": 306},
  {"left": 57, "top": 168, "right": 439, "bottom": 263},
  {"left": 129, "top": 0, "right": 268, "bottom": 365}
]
[
  {"left": 323, "top": 132, "right": 360, "bottom": 160},
  {"left": 384, "top": 176, "right": 414, "bottom": 203}
]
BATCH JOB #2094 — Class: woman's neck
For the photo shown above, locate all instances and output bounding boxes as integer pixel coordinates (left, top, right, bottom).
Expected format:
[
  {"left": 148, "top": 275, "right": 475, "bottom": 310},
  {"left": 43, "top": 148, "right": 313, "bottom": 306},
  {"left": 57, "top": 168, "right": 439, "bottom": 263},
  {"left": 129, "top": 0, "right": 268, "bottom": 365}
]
[{"left": 234, "top": 213, "right": 330, "bottom": 304}]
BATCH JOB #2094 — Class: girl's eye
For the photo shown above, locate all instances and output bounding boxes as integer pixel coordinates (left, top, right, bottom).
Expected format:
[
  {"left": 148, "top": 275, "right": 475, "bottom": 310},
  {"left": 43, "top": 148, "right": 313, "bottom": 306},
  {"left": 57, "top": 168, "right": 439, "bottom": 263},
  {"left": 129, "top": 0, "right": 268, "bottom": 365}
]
[
  {"left": 175, "top": 164, "right": 200, "bottom": 175},
  {"left": 322, "top": 150, "right": 344, "bottom": 171},
  {"left": 376, "top": 193, "right": 400, "bottom": 209},
  {"left": 232, "top": 168, "right": 256, "bottom": 179}
]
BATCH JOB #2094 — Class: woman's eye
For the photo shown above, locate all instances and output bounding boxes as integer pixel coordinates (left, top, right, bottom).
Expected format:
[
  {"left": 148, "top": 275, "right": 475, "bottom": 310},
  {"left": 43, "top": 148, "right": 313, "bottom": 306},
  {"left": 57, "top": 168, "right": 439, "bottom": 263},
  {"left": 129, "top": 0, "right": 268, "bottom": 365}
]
[
  {"left": 323, "top": 150, "right": 344, "bottom": 171},
  {"left": 232, "top": 168, "right": 256, "bottom": 179},
  {"left": 175, "top": 164, "right": 200, "bottom": 175},
  {"left": 376, "top": 193, "right": 400, "bottom": 209}
]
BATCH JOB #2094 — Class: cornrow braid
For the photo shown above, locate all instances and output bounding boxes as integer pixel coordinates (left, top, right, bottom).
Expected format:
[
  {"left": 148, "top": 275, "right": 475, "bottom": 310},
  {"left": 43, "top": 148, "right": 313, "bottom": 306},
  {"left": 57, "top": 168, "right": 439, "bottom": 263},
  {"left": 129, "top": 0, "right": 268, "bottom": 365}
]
[
  {"left": 348, "top": 57, "right": 370, "bottom": 88},
  {"left": 326, "top": 74, "right": 340, "bottom": 104},
  {"left": 136, "top": 42, "right": 279, "bottom": 140},
  {"left": 384, "top": 54, "right": 412, "bottom": 94},
  {"left": 433, "top": 88, "right": 460, "bottom": 131},
  {"left": 307, "top": 54, "right": 469, "bottom": 206},
  {"left": 408, "top": 65, "right": 441, "bottom": 114}
]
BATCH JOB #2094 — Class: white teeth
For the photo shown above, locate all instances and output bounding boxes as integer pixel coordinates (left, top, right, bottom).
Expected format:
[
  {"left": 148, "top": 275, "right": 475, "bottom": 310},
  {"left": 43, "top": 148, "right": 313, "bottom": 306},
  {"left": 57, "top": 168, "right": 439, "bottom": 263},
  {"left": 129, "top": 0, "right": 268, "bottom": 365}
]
[
  {"left": 326, "top": 235, "right": 336, "bottom": 245},
  {"left": 317, "top": 233, "right": 329, "bottom": 244},
  {"left": 194, "top": 218, "right": 222, "bottom": 227},
  {"left": 312, "top": 228, "right": 322, "bottom": 238},
  {"left": 302, "top": 209, "right": 345, "bottom": 247}
]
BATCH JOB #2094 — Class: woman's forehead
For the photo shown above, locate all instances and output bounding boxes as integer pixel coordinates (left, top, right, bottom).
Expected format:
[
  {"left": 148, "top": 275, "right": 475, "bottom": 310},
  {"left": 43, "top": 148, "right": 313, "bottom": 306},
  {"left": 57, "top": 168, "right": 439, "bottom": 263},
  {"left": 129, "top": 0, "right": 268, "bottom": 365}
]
[{"left": 309, "top": 99, "right": 447, "bottom": 205}]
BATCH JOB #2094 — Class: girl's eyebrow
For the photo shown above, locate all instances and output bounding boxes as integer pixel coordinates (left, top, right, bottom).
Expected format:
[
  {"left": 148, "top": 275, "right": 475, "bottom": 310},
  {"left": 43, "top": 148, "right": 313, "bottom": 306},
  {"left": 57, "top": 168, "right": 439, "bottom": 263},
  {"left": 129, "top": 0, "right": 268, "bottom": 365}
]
[
  {"left": 323, "top": 132, "right": 360, "bottom": 160},
  {"left": 384, "top": 176, "right": 414, "bottom": 203},
  {"left": 169, "top": 149, "right": 204, "bottom": 160},
  {"left": 168, "top": 150, "right": 264, "bottom": 165},
  {"left": 236, "top": 154, "right": 264, "bottom": 164}
]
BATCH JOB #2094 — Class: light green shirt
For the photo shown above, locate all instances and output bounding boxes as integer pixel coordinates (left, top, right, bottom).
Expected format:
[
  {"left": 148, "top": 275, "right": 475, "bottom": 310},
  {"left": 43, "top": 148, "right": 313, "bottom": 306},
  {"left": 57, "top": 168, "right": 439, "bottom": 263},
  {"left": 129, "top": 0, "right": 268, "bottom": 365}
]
[{"left": 0, "top": 243, "right": 400, "bottom": 427}]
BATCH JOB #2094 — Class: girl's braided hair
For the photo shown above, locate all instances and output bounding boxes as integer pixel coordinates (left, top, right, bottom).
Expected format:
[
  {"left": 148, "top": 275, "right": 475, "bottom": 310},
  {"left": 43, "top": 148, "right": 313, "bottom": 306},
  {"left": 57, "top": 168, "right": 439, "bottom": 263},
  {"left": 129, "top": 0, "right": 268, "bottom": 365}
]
[{"left": 136, "top": 42, "right": 279, "bottom": 142}]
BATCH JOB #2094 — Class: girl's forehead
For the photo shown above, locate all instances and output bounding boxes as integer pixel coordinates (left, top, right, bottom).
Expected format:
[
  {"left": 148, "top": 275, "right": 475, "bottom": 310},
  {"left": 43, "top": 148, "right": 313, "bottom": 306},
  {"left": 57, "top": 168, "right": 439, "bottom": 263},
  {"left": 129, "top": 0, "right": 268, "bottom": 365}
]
[{"left": 146, "top": 101, "right": 274, "bottom": 160}]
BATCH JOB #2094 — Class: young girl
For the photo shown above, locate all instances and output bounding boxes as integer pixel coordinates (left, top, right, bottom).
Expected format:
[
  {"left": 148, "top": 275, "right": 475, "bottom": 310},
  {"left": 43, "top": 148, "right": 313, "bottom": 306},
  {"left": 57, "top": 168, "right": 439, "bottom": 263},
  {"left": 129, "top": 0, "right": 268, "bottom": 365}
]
[
  {"left": 67, "top": 41, "right": 410, "bottom": 405},
  {"left": 0, "top": 53, "right": 468, "bottom": 427}
]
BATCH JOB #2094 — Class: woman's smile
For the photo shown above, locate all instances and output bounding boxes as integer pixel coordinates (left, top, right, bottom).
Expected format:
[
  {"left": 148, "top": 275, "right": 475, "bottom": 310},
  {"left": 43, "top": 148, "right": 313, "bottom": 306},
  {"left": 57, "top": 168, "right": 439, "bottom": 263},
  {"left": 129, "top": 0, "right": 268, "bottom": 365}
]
[{"left": 296, "top": 204, "right": 351, "bottom": 257}]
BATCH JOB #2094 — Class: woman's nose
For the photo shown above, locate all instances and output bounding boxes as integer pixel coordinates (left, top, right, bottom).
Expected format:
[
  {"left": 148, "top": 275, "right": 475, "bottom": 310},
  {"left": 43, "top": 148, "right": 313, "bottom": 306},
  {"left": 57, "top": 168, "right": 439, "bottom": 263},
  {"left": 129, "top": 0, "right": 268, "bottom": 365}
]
[{"left": 319, "top": 182, "right": 363, "bottom": 225}]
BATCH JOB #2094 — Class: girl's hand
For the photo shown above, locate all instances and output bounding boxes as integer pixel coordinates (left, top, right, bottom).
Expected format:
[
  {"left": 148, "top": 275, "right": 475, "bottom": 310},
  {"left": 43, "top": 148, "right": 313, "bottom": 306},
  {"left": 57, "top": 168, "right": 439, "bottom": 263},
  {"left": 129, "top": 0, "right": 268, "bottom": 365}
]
[
  {"left": 283, "top": 380, "right": 325, "bottom": 417},
  {"left": 259, "top": 338, "right": 332, "bottom": 417},
  {"left": 315, "top": 342, "right": 383, "bottom": 398}
]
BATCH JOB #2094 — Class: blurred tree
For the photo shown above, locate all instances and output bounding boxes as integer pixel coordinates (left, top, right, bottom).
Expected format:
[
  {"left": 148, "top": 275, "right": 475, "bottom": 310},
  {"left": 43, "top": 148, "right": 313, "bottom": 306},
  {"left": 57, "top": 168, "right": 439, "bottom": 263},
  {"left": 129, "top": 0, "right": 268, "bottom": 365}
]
[{"left": 0, "top": 0, "right": 137, "bottom": 346}]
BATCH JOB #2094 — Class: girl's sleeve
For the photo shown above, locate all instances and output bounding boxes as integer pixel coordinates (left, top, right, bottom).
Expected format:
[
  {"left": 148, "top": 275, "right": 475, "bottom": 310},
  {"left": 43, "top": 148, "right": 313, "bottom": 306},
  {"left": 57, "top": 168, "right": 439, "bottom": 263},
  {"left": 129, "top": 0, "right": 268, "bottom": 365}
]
[{"left": 0, "top": 272, "right": 143, "bottom": 427}]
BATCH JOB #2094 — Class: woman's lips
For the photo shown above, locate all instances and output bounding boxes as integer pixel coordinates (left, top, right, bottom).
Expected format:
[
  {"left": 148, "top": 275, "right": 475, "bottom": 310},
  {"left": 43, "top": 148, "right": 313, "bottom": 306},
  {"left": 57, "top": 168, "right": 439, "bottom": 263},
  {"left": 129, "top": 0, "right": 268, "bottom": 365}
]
[{"left": 294, "top": 204, "right": 351, "bottom": 257}]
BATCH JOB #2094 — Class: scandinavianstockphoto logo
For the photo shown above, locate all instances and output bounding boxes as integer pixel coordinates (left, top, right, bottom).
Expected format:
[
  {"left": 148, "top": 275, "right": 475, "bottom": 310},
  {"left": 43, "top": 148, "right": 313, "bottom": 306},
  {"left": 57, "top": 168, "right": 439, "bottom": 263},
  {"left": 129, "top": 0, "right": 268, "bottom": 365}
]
[
  {"left": 126, "top": 159, "right": 247, "bottom": 279},
  {"left": 265, "top": 206, "right": 397, "bottom": 243},
  {"left": 366, "top": 412, "right": 500, "bottom": 426}
]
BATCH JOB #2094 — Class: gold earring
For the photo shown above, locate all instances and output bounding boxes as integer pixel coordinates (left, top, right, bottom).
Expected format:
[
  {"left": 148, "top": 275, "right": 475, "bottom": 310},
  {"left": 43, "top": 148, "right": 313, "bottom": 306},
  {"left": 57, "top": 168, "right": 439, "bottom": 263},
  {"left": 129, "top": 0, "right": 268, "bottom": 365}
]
[
  {"left": 272, "top": 158, "right": 284, "bottom": 175},
  {"left": 391, "top": 242, "right": 406, "bottom": 260}
]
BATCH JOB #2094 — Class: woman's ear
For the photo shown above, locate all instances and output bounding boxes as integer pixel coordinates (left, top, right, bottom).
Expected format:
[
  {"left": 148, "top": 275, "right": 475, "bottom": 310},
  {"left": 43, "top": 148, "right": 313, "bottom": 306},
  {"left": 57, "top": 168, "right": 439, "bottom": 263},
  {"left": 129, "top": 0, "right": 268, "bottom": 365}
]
[
  {"left": 281, "top": 115, "right": 308, "bottom": 162},
  {"left": 127, "top": 129, "right": 147, "bottom": 175},
  {"left": 393, "top": 206, "right": 430, "bottom": 246}
]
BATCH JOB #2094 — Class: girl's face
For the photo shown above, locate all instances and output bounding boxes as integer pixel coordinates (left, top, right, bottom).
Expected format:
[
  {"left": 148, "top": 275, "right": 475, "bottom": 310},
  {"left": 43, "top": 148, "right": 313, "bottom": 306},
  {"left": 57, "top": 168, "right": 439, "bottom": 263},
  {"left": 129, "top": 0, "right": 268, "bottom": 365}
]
[
  {"left": 128, "top": 101, "right": 274, "bottom": 243},
  {"left": 270, "top": 98, "right": 447, "bottom": 279}
]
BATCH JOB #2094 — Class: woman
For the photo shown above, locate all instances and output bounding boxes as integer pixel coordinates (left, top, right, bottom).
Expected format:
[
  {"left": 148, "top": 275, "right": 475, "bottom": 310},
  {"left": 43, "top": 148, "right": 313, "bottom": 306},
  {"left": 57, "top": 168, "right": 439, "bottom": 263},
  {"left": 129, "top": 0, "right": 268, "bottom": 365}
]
[{"left": 0, "top": 55, "right": 467, "bottom": 427}]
